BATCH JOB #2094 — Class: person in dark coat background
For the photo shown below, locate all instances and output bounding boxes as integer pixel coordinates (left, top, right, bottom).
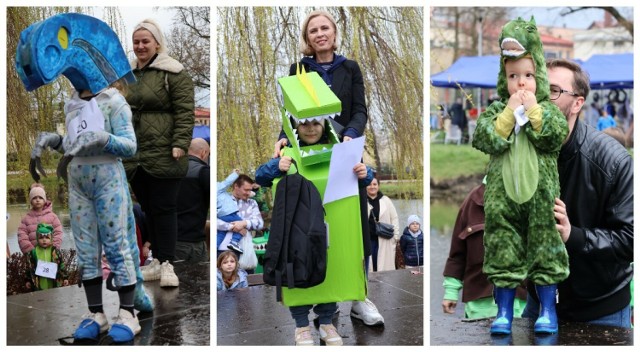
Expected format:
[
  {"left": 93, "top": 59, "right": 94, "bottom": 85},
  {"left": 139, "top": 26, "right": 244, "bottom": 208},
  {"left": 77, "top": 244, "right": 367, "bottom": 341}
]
[{"left": 450, "top": 97, "right": 468, "bottom": 133}]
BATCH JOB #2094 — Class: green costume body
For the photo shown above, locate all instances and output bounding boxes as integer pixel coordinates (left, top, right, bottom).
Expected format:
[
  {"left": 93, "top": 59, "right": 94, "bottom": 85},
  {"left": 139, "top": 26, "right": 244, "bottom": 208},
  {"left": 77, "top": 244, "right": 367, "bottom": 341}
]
[
  {"left": 273, "top": 70, "right": 366, "bottom": 306},
  {"left": 472, "top": 17, "right": 569, "bottom": 288},
  {"left": 26, "top": 245, "right": 66, "bottom": 290}
]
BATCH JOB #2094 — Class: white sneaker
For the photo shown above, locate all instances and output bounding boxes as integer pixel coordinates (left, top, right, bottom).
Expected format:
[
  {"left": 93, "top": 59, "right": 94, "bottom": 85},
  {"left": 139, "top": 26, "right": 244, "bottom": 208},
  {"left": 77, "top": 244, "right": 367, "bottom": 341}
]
[
  {"left": 107, "top": 309, "right": 141, "bottom": 343},
  {"left": 160, "top": 261, "right": 179, "bottom": 287},
  {"left": 318, "top": 324, "right": 343, "bottom": 346},
  {"left": 294, "top": 325, "right": 314, "bottom": 346},
  {"left": 350, "top": 298, "right": 385, "bottom": 326},
  {"left": 141, "top": 259, "right": 161, "bottom": 281}
]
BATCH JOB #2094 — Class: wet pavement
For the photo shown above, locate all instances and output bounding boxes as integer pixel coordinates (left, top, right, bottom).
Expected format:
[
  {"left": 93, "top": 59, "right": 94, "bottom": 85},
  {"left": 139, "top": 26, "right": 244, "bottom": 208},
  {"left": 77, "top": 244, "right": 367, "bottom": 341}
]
[
  {"left": 217, "top": 268, "right": 423, "bottom": 346},
  {"left": 430, "top": 225, "right": 634, "bottom": 346},
  {"left": 431, "top": 314, "right": 634, "bottom": 346},
  {"left": 6, "top": 260, "right": 210, "bottom": 346}
]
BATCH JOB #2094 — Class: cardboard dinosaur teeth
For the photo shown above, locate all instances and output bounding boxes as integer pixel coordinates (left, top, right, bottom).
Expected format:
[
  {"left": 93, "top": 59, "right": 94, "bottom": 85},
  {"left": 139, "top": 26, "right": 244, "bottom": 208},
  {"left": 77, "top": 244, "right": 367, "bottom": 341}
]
[{"left": 286, "top": 110, "right": 338, "bottom": 123}]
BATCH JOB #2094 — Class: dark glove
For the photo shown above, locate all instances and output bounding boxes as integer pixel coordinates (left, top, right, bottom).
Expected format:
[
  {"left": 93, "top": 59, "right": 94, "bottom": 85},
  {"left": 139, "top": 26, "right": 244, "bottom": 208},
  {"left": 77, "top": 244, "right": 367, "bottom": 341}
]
[
  {"left": 29, "top": 132, "right": 63, "bottom": 182},
  {"left": 57, "top": 131, "right": 110, "bottom": 183},
  {"left": 56, "top": 155, "right": 73, "bottom": 183}
]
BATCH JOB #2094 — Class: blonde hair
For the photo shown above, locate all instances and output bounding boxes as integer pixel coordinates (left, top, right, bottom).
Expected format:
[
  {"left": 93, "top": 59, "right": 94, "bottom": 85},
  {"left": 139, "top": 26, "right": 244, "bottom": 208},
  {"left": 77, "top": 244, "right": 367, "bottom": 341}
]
[
  {"left": 110, "top": 77, "right": 129, "bottom": 96},
  {"left": 133, "top": 18, "right": 166, "bottom": 53},
  {"left": 299, "top": 10, "right": 339, "bottom": 56}
]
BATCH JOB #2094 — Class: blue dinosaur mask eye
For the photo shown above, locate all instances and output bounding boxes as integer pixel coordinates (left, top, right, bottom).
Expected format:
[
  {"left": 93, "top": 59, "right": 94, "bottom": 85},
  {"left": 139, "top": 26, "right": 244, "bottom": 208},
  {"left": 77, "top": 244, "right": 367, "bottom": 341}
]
[{"left": 16, "top": 13, "right": 135, "bottom": 94}]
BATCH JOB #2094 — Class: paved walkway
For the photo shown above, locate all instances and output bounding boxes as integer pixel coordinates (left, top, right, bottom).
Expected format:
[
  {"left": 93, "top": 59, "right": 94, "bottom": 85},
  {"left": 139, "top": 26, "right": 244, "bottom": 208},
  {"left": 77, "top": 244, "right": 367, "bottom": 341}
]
[
  {"left": 217, "top": 268, "right": 424, "bottom": 346},
  {"left": 431, "top": 313, "right": 634, "bottom": 345},
  {"left": 6, "top": 261, "right": 210, "bottom": 346}
]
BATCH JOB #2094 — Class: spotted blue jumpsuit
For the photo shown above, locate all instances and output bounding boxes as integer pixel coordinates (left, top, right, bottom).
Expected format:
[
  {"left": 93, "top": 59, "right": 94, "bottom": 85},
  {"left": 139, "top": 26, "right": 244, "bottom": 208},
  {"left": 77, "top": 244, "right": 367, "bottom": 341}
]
[{"left": 63, "top": 88, "right": 152, "bottom": 311}]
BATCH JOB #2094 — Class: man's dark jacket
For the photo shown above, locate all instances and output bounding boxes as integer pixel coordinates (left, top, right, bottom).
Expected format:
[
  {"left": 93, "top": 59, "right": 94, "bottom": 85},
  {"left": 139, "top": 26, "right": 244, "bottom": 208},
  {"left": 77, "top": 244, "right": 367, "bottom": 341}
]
[
  {"left": 528, "top": 119, "right": 634, "bottom": 321},
  {"left": 177, "top": 155, "right": 210, "bottom": 242}
]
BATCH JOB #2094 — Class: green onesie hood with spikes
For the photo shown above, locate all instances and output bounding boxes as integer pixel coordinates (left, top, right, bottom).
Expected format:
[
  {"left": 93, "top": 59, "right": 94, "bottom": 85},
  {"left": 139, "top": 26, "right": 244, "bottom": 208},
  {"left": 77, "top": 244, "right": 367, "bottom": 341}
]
[{"left": 497, "top": 16, "right": 551, "bottom": 103}]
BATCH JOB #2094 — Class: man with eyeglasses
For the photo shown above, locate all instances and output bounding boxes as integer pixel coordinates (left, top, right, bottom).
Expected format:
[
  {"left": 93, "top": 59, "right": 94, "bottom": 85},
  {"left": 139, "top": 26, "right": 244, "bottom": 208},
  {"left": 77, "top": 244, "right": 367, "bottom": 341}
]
[{"left": 522, "top": 58, "right": 633, "bottom": 329}]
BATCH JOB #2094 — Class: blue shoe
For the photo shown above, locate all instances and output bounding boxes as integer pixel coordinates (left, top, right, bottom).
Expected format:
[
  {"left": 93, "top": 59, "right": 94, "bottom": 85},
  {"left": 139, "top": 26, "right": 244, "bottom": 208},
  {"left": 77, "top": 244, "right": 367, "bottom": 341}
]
[
  {"left": 490, "top": 287, "right": 516, "bottom": 335},
  {"left": 73, "top": 312, "right": 109, "bottom": 341},
  {"left": 107, "top": 309, "right": 141, "bottom": 343},
  {"left": 534, "top": 284, "right": 558, "bottom": 334},
  {"left": 133, "top": 280, "right": 154, "bottom": 312}
]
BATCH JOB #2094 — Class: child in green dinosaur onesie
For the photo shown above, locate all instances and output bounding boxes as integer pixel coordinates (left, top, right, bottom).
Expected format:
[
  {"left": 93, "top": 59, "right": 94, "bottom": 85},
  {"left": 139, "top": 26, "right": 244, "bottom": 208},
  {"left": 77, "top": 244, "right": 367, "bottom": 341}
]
[
  {"left": 471, "top": 17, "right": 569, "bottom": 335},
  {"left": 25, "top": 223, "right": 68, "bottom": 291}
]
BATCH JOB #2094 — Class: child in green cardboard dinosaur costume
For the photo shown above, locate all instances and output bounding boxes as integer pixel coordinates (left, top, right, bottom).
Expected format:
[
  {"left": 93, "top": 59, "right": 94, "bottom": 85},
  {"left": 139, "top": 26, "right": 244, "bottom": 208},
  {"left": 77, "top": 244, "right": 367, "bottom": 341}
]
[
  {"left": 256, "top": 67, "right": 373, "bottom": 345},
  {"left": 472, "top": 17, "right": 569, "bottom": 335}
]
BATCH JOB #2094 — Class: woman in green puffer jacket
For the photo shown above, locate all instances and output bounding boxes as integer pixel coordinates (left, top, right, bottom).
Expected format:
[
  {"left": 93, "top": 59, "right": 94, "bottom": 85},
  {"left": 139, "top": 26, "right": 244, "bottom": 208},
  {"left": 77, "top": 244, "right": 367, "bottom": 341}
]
[{"left": 124, "top": 18, "right": 194, "bottom": 287}]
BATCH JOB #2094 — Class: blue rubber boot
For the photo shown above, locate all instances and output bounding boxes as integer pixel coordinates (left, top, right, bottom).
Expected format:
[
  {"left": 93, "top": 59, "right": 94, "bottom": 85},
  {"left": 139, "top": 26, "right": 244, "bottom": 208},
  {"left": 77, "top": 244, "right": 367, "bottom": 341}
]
[
  {"left": 534, "top": 284, "right": 558, "bottom": 334},
  {"left": 490, "top": 287, "right": 516, "bottom": 334}
]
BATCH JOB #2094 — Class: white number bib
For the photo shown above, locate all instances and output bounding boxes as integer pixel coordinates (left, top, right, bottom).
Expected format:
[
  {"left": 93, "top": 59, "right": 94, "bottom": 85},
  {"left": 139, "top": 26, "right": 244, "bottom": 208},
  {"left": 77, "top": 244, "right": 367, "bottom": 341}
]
[
  {"left": 67, "top": 98, "right": 105, "bottom": 144},
  {"left": 35, "top": 260, "right": 58, "bottom": 279}
]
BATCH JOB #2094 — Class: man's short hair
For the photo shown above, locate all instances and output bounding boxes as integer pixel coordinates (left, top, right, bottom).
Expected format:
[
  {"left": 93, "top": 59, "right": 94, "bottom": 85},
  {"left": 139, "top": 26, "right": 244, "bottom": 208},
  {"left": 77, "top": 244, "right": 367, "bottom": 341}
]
[
  {"left": 233, "top": 174, "right": 254, "bottom": 188},
  {"left": 546, "top": 58, "right": 590, "bottom": 99}
]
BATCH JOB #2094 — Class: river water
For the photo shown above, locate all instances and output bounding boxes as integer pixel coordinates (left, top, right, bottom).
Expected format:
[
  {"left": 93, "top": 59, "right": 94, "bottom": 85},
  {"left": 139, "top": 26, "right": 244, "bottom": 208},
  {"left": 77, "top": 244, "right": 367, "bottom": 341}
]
[
  {"left": 430, "top": 199, "right": 466, "bottom": 320},
  {"left": 6, "top": 198, "right": 423, "bottom": 255}
]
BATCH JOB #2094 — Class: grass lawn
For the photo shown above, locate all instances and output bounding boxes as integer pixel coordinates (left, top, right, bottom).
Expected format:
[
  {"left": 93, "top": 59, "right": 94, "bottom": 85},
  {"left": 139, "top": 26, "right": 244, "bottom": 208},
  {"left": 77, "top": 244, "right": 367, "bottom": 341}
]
[
  {"left": 429, "top": 144, "right": 489, "bottom": 182},
  {"left": 378, "top": 179, "right": 423, "bottom": 199}
]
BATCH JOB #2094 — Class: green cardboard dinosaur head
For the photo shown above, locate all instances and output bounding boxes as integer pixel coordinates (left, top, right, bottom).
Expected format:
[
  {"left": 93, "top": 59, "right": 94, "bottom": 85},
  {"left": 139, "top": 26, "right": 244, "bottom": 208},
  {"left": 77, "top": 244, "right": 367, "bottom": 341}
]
[
  {"left": 277, "top": 65, "right": 341, "bottom": 166},
  {"left": 497, "top": 16, "right": 550, "bottom": 103}
]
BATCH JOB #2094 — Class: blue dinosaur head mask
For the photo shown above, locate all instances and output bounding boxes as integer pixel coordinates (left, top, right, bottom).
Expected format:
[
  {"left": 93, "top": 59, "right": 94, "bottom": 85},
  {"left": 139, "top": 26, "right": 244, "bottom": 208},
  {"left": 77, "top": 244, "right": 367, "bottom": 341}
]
[{"left": 16, "top": 13, "right": 135, "bottom": 94}]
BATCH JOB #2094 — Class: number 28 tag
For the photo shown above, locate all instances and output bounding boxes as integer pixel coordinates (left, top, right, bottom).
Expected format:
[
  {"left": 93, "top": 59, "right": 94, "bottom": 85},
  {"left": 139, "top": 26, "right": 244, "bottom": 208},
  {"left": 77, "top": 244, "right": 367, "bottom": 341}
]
[{"left": 35, "top": 260, "right": 58, "bottom": 279}]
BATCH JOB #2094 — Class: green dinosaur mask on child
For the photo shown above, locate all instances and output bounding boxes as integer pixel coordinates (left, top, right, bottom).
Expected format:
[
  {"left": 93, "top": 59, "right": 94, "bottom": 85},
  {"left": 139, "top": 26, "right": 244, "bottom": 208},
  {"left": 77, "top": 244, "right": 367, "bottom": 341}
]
[{"left": 497, "top": 16, "right": 551, "bottom": 103}]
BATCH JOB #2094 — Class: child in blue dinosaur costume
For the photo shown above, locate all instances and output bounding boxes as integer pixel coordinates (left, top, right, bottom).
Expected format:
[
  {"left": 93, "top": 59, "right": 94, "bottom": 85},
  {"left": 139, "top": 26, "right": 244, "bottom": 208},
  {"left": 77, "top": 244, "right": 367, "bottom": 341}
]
[
  {"left": 471, "top": 17, "right": 569, "bottom": 335},
  {"left": 16, "top": 13, "right": 153, "bottom": 345}
]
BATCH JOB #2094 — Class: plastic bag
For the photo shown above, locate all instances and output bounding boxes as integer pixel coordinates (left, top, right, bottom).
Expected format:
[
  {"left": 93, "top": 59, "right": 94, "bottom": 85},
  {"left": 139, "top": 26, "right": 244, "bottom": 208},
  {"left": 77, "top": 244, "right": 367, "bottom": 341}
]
[{"left": 238, "top": 234, "right": 258, "bottom": 270}]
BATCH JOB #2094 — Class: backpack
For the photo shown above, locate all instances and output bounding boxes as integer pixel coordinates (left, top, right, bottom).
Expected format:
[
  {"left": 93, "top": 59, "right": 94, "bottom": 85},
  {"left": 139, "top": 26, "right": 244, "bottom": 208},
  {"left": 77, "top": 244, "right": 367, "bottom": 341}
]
[{"left": 262, "top": 160, "right": 327, "bottom": 302}]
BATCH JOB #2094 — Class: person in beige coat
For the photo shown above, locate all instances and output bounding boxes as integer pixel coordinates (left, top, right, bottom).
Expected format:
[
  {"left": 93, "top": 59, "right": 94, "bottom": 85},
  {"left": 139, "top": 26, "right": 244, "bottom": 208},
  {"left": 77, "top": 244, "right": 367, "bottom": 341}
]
[{"left": 366, "top": 178, "right": 400, "bottom": 272}]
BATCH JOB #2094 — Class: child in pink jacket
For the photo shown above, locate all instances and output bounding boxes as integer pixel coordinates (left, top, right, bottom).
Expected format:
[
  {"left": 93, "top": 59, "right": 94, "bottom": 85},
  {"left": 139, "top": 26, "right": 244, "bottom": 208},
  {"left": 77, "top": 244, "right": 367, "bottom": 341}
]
[{"left": 17, "top": 184, "right": 63, "bottom": 253}]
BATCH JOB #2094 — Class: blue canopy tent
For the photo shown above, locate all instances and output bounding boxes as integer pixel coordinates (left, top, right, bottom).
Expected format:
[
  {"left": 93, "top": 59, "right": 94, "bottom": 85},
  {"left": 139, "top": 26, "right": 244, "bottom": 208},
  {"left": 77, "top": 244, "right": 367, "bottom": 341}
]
[
  {"left": 581, "top": 53, "right": 633, "bottom": 89},
  {"left": 192, "top": 125, "right": 210, "bottom": 144},
  {"left": 430, "top": 55, "right": 500, "bottom": 88},
  {"left": 431, "top": 53, "right": 633, "bottom": 90}
]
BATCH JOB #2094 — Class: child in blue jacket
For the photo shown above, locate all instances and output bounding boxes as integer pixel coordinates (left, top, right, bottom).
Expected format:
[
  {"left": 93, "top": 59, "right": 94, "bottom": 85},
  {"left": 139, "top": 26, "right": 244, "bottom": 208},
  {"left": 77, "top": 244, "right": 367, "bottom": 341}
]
[{"left": 400, "top": 215, "right": 423, "bottom": 267}]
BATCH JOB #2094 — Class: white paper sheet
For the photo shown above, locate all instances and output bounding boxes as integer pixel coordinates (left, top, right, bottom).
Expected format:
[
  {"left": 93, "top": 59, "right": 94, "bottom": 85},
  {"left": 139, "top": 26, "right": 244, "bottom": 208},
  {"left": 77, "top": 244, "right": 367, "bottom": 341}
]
[
  {"left": 67, "top": 98, "right": 105, "bottom": 144},
  {"left": 323, "top": 136, "right": 365, "bottom": 205},
  {"left": 35, "top": 260, "right": 58, "bottom": 279}
]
